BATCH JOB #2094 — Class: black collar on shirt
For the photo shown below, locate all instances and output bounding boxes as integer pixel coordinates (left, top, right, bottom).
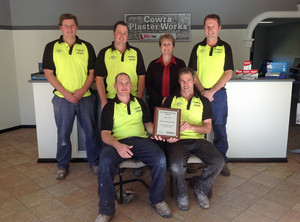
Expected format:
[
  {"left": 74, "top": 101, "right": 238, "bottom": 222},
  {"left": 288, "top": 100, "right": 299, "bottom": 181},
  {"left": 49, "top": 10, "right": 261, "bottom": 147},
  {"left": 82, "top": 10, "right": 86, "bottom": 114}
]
[
  {"left": 199, "top": 37, "right": 224, "bottom": 56},
  {"left": 173, "top": 86, "right": 201, "bottom": 110},
  {"left": 113, "top": 94, "right": 135, "bottom": 115}
]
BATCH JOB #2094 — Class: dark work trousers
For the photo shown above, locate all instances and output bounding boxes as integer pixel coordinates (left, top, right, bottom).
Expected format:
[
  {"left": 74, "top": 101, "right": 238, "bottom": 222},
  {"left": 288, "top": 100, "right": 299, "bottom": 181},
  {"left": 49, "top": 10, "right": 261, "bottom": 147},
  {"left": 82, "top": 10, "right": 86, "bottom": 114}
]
[
  {"left": 211, "top": 89, "right": 229, "bottom": 162},
  {"left": 166, "top": 139, "right": 224, "bottom": 197},
  {"left": 98, "top": 137, "right": 167, "bottom": 216}
]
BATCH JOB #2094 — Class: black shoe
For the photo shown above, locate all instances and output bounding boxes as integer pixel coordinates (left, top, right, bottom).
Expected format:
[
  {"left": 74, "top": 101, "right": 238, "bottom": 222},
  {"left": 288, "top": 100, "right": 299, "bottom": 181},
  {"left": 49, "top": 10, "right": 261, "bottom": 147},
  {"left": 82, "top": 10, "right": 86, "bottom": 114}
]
[{"left": 220, "top": 164, "right": 230, "bottom": 176}]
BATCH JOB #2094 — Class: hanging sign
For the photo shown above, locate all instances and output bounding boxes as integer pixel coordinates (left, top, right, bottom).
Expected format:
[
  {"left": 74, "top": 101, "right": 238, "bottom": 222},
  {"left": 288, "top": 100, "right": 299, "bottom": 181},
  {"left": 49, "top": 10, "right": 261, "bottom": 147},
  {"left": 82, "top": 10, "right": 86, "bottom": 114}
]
[{"left": 124, "top": 13, "right": 191, "bottom": 41}]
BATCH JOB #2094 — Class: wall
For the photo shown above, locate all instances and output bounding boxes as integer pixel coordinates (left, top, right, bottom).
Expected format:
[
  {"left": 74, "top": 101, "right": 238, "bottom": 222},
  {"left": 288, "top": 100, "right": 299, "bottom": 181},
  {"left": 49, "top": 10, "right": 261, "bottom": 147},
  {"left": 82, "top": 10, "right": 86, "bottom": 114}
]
[
  {"left": 253, "top": 22, "right": 300, "bottom": 73},
  {"left": 9, "top": 0, "right": 300, "bottom": 27},
  {"left": 0, "top": 30, "right": 20, "bottom": 130}
]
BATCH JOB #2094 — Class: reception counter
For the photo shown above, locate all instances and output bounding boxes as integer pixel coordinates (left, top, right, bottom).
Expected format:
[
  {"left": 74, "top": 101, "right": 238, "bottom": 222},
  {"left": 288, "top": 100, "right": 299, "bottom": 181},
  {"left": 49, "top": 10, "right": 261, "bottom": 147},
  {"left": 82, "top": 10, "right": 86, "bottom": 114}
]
[{"left": 31, "top": 78, "right": 293, "bottom": 162}]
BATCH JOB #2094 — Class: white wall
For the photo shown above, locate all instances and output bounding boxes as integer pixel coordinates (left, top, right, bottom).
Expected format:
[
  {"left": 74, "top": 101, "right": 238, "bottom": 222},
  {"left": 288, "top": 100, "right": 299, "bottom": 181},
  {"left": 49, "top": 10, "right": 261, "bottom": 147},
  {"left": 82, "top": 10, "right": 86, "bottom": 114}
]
[
  {"left": 0, "top": 30, "right": 20, "bottom": 130},
  {"left": 10, "top": 28, "right": 249, "bottom": 127}
]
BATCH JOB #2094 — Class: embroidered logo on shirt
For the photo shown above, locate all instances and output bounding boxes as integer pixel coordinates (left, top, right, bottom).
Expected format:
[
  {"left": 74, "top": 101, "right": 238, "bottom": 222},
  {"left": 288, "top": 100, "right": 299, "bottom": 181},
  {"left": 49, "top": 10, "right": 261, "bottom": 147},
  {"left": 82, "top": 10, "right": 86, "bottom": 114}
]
[
  {"left": 128, "top": 56, "right": 136, "bottom": 61},
  {"left": 55, "top": 49, "right": 63, "bottom": 53},
  {"left": 76, "top": 49, "right": 84, "bottom": 55},
  {"left": 214, "top": 48, "right": 222, "bottom": 53}
]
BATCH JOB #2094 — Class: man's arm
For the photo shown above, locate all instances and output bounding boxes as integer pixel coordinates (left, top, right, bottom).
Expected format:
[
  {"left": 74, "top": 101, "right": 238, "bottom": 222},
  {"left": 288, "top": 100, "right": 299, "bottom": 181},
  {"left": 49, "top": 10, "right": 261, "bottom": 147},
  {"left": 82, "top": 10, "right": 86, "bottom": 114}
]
[
  {"left": 44, "top": 69, "right": 78, "bottom": 103},
  {"left": 72, "top": 69, "right": 95, "bottom": 100},
  {"left": 180, "top": 118, "right": 212, "bottom": 135},
  {"left": 96, "top": 76, "right": 108, "bottom": 109},
  {"left": 194, "top": 75, "right": 205, "bottom": 93},
  {"left": 137, "top": 75, "right": 145, "bottom": 99},
  {"left": 101, "top": 130, "right": 133, "bottom": 158},
  {"left": 144, "top": 122, "right": 153, "bottom": 134},
  {"left": 201, "top": 70, "right": 232, "bottom": 102}
]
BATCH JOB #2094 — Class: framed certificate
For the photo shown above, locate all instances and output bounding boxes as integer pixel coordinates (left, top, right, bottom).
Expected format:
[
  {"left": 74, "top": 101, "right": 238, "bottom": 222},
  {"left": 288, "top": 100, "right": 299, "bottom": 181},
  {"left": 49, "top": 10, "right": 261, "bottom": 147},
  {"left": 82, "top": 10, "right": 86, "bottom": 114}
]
[{"left": 153, "top": 107, "right": 181, "bottom": 139}]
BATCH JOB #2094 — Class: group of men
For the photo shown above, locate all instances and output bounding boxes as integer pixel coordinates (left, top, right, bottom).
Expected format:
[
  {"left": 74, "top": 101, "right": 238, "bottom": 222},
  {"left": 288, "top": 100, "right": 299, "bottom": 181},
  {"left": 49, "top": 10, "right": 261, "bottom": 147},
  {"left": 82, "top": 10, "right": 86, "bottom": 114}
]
[{"left": 42, "top": 13, "right": 233, "bottom": 222}]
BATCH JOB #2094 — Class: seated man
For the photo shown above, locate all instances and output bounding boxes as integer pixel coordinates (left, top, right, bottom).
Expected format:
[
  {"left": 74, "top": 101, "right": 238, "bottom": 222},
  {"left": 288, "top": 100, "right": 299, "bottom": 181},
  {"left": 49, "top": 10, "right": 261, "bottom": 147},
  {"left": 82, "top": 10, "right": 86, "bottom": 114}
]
[
  {"left": 163, "top": 67, "right": 224, "bottom": 211},
  {"left": 96, "top": 73, "right": 172, "bottom": 222}
]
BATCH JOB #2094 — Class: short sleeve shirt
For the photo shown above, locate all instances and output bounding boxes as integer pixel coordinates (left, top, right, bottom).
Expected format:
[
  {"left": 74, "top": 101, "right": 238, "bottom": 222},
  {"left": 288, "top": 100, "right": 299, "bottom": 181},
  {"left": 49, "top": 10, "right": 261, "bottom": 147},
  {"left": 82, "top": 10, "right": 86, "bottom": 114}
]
[
  {"left": 101, "top": 95, "right": 150, "bottom": 140},
  {"left": 164, "top": 89, "right": 212, "bottom": 139},
  {"left": 42, "top": 35, "right": 96, "bottom": 97},
  {"left": 94, "top": 42, "right": 146, "bottom": 99},
  {"left": 188, "top": 38, "right": 234, "bottom": 89}
]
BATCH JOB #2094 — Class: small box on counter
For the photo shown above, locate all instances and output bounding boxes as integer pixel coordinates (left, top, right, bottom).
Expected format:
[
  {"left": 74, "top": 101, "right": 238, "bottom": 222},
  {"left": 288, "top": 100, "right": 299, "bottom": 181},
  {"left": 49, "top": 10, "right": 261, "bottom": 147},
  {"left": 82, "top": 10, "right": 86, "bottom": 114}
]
[
  {"left": 243, "top": 61, "right": 252, "bottom": 70},
  {"left": 241, "top": 70, "right": 250, "bottom": 79},
  {"left": 265, "top": 62, "right": 286, "bottom": 79},
  {"left": 250, "top": 69, "right": 258, "bottom": 79},
  {"left": 234, "top": 69, "right": 243, "bottom": 79},
  {"left": 266, "top": 62, "right": 286, "bottom": 74}
]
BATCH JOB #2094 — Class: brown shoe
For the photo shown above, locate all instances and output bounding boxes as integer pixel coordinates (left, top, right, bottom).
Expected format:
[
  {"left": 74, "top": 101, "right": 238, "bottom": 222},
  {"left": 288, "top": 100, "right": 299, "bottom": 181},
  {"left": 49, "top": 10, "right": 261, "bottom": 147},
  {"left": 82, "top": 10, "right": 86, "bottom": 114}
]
[
  {"left": 95, "top": 214, "right": 114, "bottom": 222},
  {"left": 220, "top": 164, "right": 230, "bottom": 176},
  {"left": 56, "top": 168, "right": 68, "bottom": 180},
  {"left": 151, "top": 201, "right": 172, "bottom": 218}
]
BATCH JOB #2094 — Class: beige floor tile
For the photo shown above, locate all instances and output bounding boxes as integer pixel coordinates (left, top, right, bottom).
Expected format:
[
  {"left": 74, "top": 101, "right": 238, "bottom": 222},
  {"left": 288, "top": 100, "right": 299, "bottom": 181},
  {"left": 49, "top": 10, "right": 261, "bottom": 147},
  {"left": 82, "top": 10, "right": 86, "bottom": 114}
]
[
  {"left": 0, "top": 160, "right": 11, "bottom": 170},
  {"left": 204, "top": 198, "right": 245, "bottom": 221},
  {"left": 232, "top": 209, "right": 276, "bottom": 222},
  {"left": 215, "top": 174, "right": 247, "bottom": 188},
  {"left": 221, "top": 188, "right": 259, "bottom": 208},
  {"left": 286, "top": 172, "right": 300, "bottom": 185},
  {"left": 237, "top": 180, "right": 272, "bottom": 197},
  {"left": 30, "top": 199, "right": 68, "bottom": 221},
  {"left": 185, "top": 210, "right": 229, "bottom": 222},
  {"left": 18, "top": 189, "right": 55, "bottom": 208},
  {"left": 58, "top": 189, "right": 95, "bottom": 208},
  {"left": 0, "top": 209, "right": 39, "bottom": 222},
  {"left": 45, "top": 210, "right": 86, "bottom": 222},
  {"left": 13, "top": 160, "right": 40, "bottom": 173},
  {"left": 117, "top": 198, "right": 153, "bottom": 220},
  {"left": 250, "top": 172, "right": 283, "bottom": 187},
  {"left": 6, "top": 180, "right": 42, "bottom": 197},
  {"left": 271, "top": 180, "right": 300, "bottom": 196},
  {"left": 81, "top": 182, "right": 98, "bottom": 196},
  {"left": 237, "top": 163, "right": 270, "bottom": 173},
  {"left": 110, "top": 212, "right": 134, "bottom": 222},
  {"left": 230, "top": 166, "right": 259, "bottom": 179},
  {"left": 279, "top": 209, "right": 300, "bottom": 222},
  {"left": 138, "top": 211, "right": 182, "bottom": 222},
  {"left": 23, "top": 167, "right": 56, "bottom": 180},
  {"left": 45, "top": 181, "right": 79, "bottom": 198},
  {"left": 0, "top": 198, "right": 26, "bottom": 219},
  {"left": 263, "top": 165, "right": 295, "bottom": 179},
  {"left": 210, "top": 181, "right": 234, "bottom": 200},
  {"left": 67, "top": 172, "right": 97, "bottom": 188},
  {"left": 263, "top": 188, "right": 300, "bottom": 207},
  {"left": 74, "top": 199, "right": 99, "bottom": 221},
  {"left": 293, "top": 201, "right": 300, "bottom": 210},
  {"left": 249, "top": 199, "right": 289, "bottom": 220}
]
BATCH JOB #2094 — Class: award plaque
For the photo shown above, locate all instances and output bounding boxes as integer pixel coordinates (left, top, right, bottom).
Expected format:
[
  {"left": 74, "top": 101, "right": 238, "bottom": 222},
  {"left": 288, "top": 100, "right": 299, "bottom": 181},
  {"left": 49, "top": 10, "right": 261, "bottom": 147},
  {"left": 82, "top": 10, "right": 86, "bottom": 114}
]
[{"left": 153, "top": 107, "right": 181, "bottom": 139}]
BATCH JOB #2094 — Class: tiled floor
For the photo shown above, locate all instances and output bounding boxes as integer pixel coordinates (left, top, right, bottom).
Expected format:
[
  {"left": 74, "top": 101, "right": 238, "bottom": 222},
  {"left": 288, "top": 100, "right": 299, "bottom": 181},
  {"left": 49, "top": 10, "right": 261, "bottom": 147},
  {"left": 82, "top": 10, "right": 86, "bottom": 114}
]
[{"left": 0, "top": 126, "right": 300, "bottom": 222}]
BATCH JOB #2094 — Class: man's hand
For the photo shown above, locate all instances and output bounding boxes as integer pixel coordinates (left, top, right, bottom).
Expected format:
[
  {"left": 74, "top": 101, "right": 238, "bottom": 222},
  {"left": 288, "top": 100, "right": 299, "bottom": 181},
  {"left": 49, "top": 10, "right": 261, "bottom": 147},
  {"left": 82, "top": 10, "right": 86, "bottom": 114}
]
[
  {"left": 180, "top": 121, "right": 193, "bottom": 131},
  {"left": 64, "top": 92, "right": 79, "bottom": 103},
  {"left": 115, "top": 143, "right": 133, "bottom": 158},
  {"left": 201, "top": 89, "right": 215, "bottom": 102},
  {"left": 72, "top": 88, "right": 86, "bottom": 101}
]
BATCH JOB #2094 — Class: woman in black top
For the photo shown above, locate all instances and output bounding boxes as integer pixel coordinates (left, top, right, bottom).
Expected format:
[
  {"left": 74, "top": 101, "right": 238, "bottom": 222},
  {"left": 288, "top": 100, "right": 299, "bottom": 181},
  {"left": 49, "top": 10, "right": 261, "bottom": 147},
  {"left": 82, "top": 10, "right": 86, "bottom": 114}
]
[{"left": 146, "top": 34, "right": 186, "bottom": 121}]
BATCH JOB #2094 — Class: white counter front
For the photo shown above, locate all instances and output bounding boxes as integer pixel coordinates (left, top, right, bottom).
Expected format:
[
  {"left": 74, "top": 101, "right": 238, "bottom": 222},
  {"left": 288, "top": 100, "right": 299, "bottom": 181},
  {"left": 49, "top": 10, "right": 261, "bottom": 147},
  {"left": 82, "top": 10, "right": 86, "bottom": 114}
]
[
  {"left": 31, "top": 79, "right": 293, "bottom": 162},
  {"left": 223, "top": 79, "right": 293, "bottom": 161}
]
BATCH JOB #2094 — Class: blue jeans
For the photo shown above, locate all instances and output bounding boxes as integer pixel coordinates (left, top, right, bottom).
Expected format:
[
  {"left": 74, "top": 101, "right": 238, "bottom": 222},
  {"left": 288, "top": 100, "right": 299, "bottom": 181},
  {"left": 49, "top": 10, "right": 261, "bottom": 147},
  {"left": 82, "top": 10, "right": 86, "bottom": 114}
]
[
  {"left": 166, "top": 139, "right": 224, "bottom": 196},
  {"left": 211, "top": 89, "right": 229, "bottom": 161},
  {"left": 98, "top": 137, "right": 167, "bottom": 216},
  {"left": 52, "top": 95, "right": 100, "bottom": 169}
]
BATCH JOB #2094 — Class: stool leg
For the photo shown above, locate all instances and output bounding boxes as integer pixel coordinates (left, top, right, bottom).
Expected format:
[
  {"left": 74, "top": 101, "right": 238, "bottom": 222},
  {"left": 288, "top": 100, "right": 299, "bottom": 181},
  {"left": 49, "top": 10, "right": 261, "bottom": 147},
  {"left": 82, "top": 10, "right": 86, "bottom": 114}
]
[{"left": 119, "top": 168, "right": 123, "bottom": 204}]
